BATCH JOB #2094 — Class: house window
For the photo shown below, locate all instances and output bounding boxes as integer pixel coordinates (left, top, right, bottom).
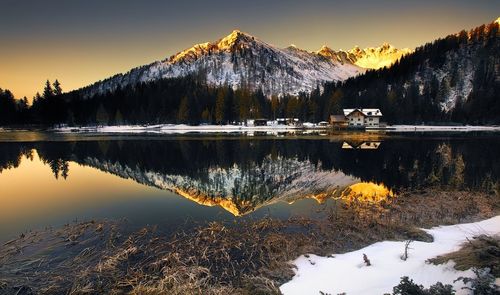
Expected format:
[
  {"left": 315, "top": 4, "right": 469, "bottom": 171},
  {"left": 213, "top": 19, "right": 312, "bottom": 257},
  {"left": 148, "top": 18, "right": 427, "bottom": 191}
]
[{"left": 369, "top": 118, "right": 373, "bottom": 121}]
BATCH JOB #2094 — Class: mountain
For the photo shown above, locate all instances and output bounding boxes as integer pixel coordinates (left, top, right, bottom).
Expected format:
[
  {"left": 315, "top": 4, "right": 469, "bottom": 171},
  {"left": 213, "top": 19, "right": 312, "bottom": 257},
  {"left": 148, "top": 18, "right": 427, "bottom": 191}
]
[
  {"left": 346, "top": 43, "right": 412, "bottom": 69},
  {"left": 18, "top": 19, "right": 498, "bottom": 126},
  {"left": 81, "top": 30, "right": 410, "bottom": 98},
  {"left": 328, "top": 18, "right": 500, "bottom": 123}
]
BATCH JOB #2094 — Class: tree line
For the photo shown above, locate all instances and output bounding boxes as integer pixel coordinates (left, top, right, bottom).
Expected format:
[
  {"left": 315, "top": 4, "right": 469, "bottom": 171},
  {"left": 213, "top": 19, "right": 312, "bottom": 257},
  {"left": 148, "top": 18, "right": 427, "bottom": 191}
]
[
  {"left": 324, "top": 19, "right": 500, "bottom": 124},
  {"left": 1, "top": 20, "right": 498, "bottom": 126},
  {"left": 1, "top": 76, "right": 337, "bottom": 126}
]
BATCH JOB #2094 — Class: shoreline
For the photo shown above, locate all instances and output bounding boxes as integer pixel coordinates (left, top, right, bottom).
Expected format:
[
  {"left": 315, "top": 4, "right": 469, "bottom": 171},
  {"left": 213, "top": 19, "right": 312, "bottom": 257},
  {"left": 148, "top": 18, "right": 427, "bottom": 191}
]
[
  {"left": 280, "top": 216, "right": 500, "bottom": 295},
  {"left": 1, "top": 188, "right": 497, "bottom": 294},
  {"left": 48, "top": 124, "right": 500, "bottom": 134}
]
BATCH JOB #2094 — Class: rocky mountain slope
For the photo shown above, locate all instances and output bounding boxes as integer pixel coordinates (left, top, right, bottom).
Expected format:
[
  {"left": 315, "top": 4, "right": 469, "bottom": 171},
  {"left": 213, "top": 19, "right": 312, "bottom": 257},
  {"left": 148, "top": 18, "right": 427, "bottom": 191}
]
[
  {"left": 334, "top": 17, "right": 499, "bottom": 121},
  {"left": 81, "top": 30, "right": 410, "bottom": 97}
]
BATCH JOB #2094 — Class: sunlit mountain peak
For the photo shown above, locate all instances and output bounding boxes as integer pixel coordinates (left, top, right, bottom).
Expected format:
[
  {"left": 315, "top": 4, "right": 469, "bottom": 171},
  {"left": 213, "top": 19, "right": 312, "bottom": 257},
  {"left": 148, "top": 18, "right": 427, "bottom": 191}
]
[
  {"left": 316, "top": 44, "right": 334, "bottom": 54},
  {"left": 348, "top": 43, "right": 412, "bottom": 69},
  {"left": 380, "top": 42, "right": 392, "bottom": 49},
  {"left": 81, "top": 29, "right": 412, "bottom": 98},
  {"left": 217, "top": 29, "right": 258, "bottom": 49},
  {"left": 170, "top": 29, "right": 259, "bottom": 63}
]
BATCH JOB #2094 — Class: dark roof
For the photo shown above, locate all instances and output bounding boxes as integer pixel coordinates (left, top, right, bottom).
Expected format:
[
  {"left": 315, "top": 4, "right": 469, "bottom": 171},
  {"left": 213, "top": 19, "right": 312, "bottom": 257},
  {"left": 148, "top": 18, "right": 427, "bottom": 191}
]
[
  {"left": 343, "top": 108, "right": 383, "bottom": 117},
  {"left": 330, "top": 115, "right": 347, "bottom": 122}
]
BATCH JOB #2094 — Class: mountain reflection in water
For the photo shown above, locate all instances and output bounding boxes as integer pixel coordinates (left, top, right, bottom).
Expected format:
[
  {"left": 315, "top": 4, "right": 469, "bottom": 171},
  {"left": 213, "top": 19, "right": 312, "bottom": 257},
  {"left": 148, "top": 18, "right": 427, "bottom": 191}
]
[{"left": 0, "top": 135, "right": 499, "bottom": 218}]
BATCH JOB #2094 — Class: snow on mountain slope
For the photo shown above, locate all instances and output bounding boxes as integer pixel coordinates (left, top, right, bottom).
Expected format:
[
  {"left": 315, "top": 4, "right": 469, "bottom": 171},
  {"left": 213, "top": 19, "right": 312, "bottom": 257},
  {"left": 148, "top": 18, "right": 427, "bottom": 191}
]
[
  {"left": 402, "top": 19, "right": 499, "bottom": 113},
  {"left": 82, "top": 30, "right": 409, "bottom": 98},
  {"left": 348, "top": 42, "right": 412, "bottom": 69}
]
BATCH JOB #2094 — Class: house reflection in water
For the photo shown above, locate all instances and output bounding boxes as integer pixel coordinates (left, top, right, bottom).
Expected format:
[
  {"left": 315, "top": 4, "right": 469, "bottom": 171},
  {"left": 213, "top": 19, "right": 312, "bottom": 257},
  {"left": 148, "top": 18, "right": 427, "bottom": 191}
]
[{"left": 342, "top": 141, "right": 381, "bottom": 150}]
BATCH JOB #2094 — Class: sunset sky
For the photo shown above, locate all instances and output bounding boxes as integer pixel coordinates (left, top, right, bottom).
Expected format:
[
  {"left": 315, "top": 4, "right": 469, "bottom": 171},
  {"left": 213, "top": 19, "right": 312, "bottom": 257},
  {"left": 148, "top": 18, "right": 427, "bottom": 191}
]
[{"left": 0, "top": 0, "right": 498, "bottom": 99}]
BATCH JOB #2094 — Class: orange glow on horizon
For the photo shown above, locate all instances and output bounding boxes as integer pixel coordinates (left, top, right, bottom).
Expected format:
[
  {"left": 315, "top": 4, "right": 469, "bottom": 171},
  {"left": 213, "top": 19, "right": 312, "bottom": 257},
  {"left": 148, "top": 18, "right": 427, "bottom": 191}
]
[
  {"left": 1, "top": 13, "right": 497, "bottom": 100},
  {"left": 0, "top": 151, "right": 158, "bottom": 226}
]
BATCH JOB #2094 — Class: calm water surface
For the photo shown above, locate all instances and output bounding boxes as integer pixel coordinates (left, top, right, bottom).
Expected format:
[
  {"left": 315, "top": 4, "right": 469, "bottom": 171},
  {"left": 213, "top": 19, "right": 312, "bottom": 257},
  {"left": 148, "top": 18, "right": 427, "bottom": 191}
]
[{"left": 1, "top": 131, "right": 499, "bottom": 242}]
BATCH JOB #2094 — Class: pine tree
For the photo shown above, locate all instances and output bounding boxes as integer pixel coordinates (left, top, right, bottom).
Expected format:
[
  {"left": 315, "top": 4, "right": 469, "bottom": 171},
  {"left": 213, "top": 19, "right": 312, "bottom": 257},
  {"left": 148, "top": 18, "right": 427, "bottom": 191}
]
[
  {"left": 43, "top": 80, "right": 53, "bottom": 99},
  {"left": 67, "top": 110, "right": 75, "bottom": 126},
  {"left": 215, "top": 90, "right": 226, "bottom": 124},
  {"left": 33, "top": 92, "right": 42, "bottom": 104},
  {"left": 177, "top": 96, "right": 190, "bottom": 123},
  {"left": 20, "top": 97, "right": 29, "bottom": 109},
  {"left": 53, "top": 80, "right": 62, "bottom": 96},
  {"left": 271, "top": 95, "right": 279, "bottom": 119},
  {"left": 114, "top": 110, "right": 124, "bottom": 125},
  {"left": 0, "top": 88, "right": 17, "bottom": 125},
  {"left": 201, "top": 108, "right": 211, "bottom": 123},
  {"left": 96, "top": 103, "right": 109, "bottom": 125}
]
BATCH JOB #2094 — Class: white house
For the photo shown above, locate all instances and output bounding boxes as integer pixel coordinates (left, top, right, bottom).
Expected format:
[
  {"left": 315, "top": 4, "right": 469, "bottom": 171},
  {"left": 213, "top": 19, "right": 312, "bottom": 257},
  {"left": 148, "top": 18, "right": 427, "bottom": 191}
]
[
  {"left": 343, "top": 108, "right": 383, "bottom": 127},
  {"left": 342, "top": 141, "right": 381, "bottom": 150}
]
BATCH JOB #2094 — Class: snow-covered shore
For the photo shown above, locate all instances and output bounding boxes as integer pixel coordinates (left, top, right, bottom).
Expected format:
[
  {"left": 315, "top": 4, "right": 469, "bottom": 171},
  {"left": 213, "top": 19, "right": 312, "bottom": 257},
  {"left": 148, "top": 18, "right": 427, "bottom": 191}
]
[
  {"left": 280, "top": 216, "right": 500, "bottom": 295},
  {"left": 388, "top": 125, "right": 500, "bottom": 132},
  {"left": 51, "top": 124, "right": 500, "bottom": 134},
  {"left": 53, "top": 124, "right": 306, "bottom": 134}
]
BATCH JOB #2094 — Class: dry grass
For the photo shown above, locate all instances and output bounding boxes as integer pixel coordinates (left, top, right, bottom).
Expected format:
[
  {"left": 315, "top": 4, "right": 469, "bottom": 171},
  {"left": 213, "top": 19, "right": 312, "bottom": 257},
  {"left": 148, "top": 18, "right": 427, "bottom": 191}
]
[
  {"left": 0, "top": 189, "right": 497, "bottom": 295},
  {"left": 428, "top": 235, "right": 500, "bottom": 276}
]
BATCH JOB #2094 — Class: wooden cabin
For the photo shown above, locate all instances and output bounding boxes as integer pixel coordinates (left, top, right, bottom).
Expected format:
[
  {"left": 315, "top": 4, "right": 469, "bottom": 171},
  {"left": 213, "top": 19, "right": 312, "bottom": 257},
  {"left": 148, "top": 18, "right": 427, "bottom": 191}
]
[
  {"left": 329, "top": 115, "right": 348, "bottom": 127},
  {"left": 343, "top": 108, "right": 383, "bottom": 127}
]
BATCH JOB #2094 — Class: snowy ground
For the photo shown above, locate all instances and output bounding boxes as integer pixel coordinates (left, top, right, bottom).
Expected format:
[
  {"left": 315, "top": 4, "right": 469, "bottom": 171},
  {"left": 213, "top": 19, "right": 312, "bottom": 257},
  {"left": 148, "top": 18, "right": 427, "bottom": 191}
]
[
  {"left": 280, "top": 216, "right": 500, "bottom": 295},
  {"left": 388, "top": 125, "right": 500, "bottom": 132},
  {"left": 53, "top": 124, "right": 308, "bottom": 134},
  {"left": 51, "top": 124, "right": 500, "bottom": 134}
]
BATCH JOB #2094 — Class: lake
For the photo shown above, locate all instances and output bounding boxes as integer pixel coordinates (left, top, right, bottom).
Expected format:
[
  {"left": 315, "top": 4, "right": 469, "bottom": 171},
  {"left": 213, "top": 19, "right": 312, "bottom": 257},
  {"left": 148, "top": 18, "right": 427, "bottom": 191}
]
[{"left": 1, "top": 130, "right": 499, "bottom": 243}]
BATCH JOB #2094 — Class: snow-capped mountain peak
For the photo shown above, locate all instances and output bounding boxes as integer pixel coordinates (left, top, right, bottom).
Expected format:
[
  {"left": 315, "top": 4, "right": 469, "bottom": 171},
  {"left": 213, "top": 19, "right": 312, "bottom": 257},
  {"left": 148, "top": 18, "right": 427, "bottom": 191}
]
[
  {"left": 347, "top": 43, "right": 412, "bottom": 69},
  {"left": 170, "top": 42, "right": 213, "bottom": 63},
  {"left": 380, "top": 42, "right": 392, "bottom": 50},
  {"left": 217, "top": 29, "right": 257, "bottom": 49},
  {"left": 81, "top": 31, "right": 410, "bottom": 98},
  {"left": 316, "top": 45, "right": 334, "bottom": 55},
  {"left": 169, "top": 30, "right": 263, "bottom": 64}
]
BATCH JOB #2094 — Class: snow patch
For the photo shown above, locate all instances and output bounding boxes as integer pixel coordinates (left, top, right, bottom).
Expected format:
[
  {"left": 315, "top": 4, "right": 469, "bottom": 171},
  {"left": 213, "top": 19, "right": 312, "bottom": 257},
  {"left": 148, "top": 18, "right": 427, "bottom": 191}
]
[
  {"left": 388, "top": 125, "right": 500, "bottom": 132},
  {"left": 280, "top": 216, "right": 500, "bottom": 295}
]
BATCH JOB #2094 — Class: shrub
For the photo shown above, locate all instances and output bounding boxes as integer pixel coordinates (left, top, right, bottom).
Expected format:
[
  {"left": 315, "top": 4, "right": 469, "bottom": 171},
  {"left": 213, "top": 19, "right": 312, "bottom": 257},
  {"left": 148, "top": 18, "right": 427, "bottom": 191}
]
[
  {"left": 392, "top": 277, "right": 455, "bottom": 295},
  {"left": 454, "top": 268, "right": 498, "bottom": 295}
]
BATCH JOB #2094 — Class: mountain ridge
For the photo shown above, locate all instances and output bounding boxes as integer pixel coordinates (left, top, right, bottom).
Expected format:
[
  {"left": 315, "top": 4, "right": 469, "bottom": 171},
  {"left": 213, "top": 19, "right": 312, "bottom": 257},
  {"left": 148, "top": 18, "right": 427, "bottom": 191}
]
[
  {"left": 330, "top": 17, "right": 499, "bottom": 120},
  {"left": 80, "top": 30, "right": 411, "bottom": 98}
]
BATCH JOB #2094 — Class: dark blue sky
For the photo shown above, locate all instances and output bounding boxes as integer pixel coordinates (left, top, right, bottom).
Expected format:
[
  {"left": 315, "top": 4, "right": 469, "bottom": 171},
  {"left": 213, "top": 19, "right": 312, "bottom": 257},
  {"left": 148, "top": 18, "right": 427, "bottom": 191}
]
[{"left": 1, "top": 0, "right": 498, "bottom": 98}]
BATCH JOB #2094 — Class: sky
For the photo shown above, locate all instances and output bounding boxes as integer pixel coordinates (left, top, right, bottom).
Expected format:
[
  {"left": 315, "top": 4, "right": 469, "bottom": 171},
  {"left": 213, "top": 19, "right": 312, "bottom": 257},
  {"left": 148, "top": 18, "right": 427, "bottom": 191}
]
[{"left": 0, "top": 0, "right": 498, "bottom": 100}]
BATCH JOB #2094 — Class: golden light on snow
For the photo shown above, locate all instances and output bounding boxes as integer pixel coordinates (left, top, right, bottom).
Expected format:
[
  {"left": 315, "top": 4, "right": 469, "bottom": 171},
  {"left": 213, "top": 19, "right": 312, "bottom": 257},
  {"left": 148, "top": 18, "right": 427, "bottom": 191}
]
[
  {"left": 172, "top": 188, "right": 251, "bottom": 216},
  {"left": 350, "top": 43, "right": 412, "bottom": 69},
  {"left": 340, "top": 182, "right": 395, "bottom": 204},
  {"left": 304, "top": 182, "right": 395, "bottom": 205}
]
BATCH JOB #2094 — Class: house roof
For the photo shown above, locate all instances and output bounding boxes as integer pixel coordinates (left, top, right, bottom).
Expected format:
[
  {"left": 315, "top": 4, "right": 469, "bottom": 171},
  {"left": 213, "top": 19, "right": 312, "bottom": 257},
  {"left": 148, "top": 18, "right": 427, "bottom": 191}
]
[
  {"left": 330, "top": 115, "right": 347, "bottom": 122},
  {"left": 343, "top": 108, "right": 383, "bottom": 117},
  {"left": 342, "top": 141, "right": 381, "bottom": 150}
]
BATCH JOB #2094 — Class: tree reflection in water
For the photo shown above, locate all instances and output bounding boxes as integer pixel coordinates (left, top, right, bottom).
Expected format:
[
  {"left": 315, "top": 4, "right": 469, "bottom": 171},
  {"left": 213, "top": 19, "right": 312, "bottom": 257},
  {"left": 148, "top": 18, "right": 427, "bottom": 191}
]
[{"left": 0, "top": 134, "right": 499, "bottom": 215}]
